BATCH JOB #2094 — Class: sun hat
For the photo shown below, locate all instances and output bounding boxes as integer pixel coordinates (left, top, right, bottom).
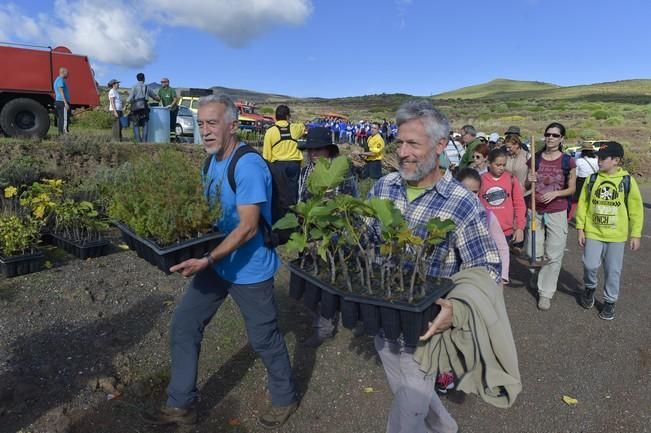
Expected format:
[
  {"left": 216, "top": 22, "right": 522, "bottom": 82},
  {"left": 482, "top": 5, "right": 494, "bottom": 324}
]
[
  {"left": 299, "top": 127, "right": 339, "bottom": 154},
  {"left": 107, "top": 79, "right": 120, "bottom": 87},
  {"left": 504, "top": 126, "right": 521, "bottom": 136}
]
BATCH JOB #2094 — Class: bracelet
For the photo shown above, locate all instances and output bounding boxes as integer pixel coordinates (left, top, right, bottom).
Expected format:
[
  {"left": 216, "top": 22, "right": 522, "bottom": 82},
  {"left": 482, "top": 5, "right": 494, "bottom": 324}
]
[{"left": 203, "top": 252, "right": 216, "bottom": 266}]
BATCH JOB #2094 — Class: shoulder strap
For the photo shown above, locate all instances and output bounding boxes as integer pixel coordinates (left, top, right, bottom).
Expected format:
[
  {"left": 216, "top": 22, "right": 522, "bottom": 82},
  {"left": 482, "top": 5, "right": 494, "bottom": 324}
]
[
  {"left": 227, "top": 145, "right": 261, "bottom": 193},
  {"left": 272, "top": 124, "right": 297, "bottom": 148},
  {"left": 586, "top": 172, "right": 599, "bottom": 201},
  {"left": 621, "top": 175, "right": 631, "bottom": 204},
  {"left": 202, "top": 154, "right": 213, "bottom": 178}
]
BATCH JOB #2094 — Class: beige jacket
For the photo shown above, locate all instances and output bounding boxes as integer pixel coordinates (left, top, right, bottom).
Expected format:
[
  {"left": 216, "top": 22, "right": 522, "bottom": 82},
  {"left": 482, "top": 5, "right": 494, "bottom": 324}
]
[{"left": 413, "top": 267, "right": 521, "bottom": 408}]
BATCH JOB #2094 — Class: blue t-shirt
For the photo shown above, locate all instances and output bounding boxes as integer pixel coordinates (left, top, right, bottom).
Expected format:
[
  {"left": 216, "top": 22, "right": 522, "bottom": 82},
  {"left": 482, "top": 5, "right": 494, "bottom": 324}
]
[
  {"left": 53, "top": 76, "right": 69, "bottom": 102},
  {"left": 204, "top": 144, "right": 279, "bottom": 284}
]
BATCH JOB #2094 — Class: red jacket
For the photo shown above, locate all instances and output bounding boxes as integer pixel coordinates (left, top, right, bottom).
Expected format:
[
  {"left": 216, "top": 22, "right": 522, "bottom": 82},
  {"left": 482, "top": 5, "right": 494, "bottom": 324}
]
[{"left": 479, "top": 172, "right": 526, "bottom": 236}]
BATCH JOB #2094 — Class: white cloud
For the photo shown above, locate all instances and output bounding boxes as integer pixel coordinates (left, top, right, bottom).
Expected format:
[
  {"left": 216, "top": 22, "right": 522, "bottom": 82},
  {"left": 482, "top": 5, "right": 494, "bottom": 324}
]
[
  {"left": 0, "top": 0, "right": 312, "bottom": 67},
  {"left": 147, "top": 0, "right": 312, "bottom": 47}
]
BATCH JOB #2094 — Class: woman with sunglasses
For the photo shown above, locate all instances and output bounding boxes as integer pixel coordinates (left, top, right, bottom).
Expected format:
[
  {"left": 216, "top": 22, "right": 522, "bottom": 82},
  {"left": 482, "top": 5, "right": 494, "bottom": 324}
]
[
  {"left": 524, "top": 122, "right": 576, "bottom": 311},
  {"left": 470, "top": 141, "right": 489, "bottom": 174}
]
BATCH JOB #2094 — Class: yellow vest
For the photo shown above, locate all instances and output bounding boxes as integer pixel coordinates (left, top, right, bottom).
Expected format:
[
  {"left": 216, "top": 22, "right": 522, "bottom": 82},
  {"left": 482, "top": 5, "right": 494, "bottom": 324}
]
[
  {"left": 366, "top": 133, "right": 385, "bottom": 161},
  {"left": 262, "top": 120, "right": 304, "bottom": 162}
]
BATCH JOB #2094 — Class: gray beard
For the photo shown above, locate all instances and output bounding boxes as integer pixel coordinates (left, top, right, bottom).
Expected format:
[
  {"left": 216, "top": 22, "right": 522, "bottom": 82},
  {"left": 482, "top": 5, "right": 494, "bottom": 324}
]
[{"left": 399, "top": 152, "right": 439, "bottom": 182}]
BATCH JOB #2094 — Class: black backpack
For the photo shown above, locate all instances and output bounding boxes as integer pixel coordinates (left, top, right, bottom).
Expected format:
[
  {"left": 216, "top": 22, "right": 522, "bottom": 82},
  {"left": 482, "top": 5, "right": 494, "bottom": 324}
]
[{"left": 202, "top": 144, "right": 294, "bottom": 247}]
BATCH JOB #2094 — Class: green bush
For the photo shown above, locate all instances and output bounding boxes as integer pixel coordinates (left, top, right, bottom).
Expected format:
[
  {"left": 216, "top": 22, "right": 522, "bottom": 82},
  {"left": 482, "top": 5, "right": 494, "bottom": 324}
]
[
  {"left": 107, "top": 149, "right": 221, "bottom": 246},
  {"left": 592, "top": 110, "right": 609, "bottom": 120},
  {"left": 0, "top": 156, "right": 43, "bottom": 188},
  {"left": 566, "top": 129, "right": 578, "bottom": 139},
  {"left": 580, "top": 129, "right": 601, "bottom": 140},
  {"left": 75, "top": 109, "right": 113, "bottom": 130},
  {"left": 260, "top": 107, "right": 274, "bottom": 115},
  {"left": 605, "top": 116, "right": 624, "bottom": 126}
]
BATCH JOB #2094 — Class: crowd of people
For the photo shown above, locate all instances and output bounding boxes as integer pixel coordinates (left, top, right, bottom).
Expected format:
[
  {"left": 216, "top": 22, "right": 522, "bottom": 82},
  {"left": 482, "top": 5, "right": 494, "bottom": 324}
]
[
  {"left": 321, "top": 118, "right": 398, "bottom": 146},
  {"left": 92, "top": 93, "right": 643, "bottom": 432}
]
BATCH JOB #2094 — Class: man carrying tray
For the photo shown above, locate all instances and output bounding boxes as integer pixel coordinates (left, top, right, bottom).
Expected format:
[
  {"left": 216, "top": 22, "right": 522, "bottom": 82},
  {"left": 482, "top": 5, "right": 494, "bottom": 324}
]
[{"left": 367, "top": 100, "right": 502, "bottom": 433}]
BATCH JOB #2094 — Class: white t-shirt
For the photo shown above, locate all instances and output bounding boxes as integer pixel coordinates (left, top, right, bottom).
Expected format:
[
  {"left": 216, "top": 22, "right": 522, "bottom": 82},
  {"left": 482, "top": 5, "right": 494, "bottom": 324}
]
[
  {"left": 576, "top": 157, "right": 598, "bottom": 178},
  {"left": 108, "top": 88, "right": 123, "bottom": 112}
]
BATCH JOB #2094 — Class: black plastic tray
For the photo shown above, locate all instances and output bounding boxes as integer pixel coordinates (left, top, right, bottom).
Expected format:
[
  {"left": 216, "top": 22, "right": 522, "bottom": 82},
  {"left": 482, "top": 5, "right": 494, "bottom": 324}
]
[
  {"left": 287, "top": 261, "right": 454, "bottom": 346},
  {"left": 0, "top": 251, "right": 45, "bottom": 278},
  {"left": 44, "top": 233, "right": 111, "bottom": 259},
  {"left": 114, "top": 222, "right": 225, "bottom": 274}
]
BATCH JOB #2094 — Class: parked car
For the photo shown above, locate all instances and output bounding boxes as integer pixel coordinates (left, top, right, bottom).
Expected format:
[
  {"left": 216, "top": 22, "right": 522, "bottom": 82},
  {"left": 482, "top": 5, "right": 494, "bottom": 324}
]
[
  {"left": 565, "top": 140, "right": 606, "bottom": 158},
  {"left": 175, "top": 105, "right": 195, "bottom": 137}
]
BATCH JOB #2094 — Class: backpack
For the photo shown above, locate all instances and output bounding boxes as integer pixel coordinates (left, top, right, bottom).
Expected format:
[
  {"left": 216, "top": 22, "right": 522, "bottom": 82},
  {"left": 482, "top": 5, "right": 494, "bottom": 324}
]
[
  {"left": 535, "top": 153, "right": 573, "bottom": 211},
  {"left": 271, "top": 124, "right": 297, "bottom": 148},
  {"left": 202, "top": 144, "right": 294, "bottom": 247},
  {"left": 131, "top": 85, "right": 148, "bottom": 112},
  {"left": 585, "top": 172, "right": 631, "bottom": 215}
]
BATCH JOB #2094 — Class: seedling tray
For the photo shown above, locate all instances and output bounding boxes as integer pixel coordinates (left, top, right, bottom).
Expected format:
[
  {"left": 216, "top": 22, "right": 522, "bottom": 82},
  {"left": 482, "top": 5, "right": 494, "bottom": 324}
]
[
  {"left": 287, "top": 261, "right": 454, "bottom": 346},
  {"left": 114, "top": 222, "right": 225, "bottom": 274},
  {"left": 45, "top": 233, "right": 111, "bottom": 259},
  {"left": 0, "top": 251, "right": 45, "bottom": 278}
]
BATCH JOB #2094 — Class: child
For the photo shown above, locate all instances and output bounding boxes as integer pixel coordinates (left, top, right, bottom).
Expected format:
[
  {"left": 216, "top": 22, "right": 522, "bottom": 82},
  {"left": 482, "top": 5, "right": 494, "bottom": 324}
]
[
  {"left": 575, "top": 141, "right": 644, "bottom": 320},
  {"left": 456, "top": 168, "right": 510, "bottom": 285},
  {"left": 480, "top": 148, "right": 526, "bottom": 245}
]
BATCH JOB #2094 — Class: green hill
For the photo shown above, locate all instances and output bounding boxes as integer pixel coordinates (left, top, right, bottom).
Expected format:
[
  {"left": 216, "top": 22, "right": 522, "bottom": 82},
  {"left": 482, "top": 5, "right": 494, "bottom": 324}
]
[
  {"left": 433, "top": 78, "right": 651, "bottom": 103},
  {"left": 433, "top": 79, "right": 559, "bottom": 99}
]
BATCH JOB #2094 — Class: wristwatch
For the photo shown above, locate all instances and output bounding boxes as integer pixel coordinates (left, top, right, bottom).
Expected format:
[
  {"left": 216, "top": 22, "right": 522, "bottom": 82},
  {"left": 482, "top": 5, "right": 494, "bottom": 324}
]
[{"left": 203, "top": 252, "right": 216, "bottom": 266}]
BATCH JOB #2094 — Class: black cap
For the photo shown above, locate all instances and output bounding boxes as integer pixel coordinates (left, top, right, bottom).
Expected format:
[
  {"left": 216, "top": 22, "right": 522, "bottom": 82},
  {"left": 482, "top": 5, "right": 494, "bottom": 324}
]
[{"left": 596, "top": 141, "right": 624, "bottom": 158}]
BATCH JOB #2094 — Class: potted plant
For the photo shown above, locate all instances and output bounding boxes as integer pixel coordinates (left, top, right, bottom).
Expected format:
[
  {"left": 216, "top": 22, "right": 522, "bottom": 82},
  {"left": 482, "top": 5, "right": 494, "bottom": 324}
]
[
  {"left": 276, "top": 157, "right": 456, "bottom": 345},
  {"left": 107, "top": 149, "right": 224, "bottom": 273},
  {"left": 19, "top": 179, "right": 111, "bottom": 259},
  {"left": 0, "top": 186, "right": 44, "bottom": 277}
]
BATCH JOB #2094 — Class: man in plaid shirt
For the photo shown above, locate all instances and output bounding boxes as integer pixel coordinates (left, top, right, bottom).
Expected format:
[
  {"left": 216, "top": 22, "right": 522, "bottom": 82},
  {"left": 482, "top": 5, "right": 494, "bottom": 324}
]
[{"left": 371, "top": 100, "right": 500, "bottom": 433}]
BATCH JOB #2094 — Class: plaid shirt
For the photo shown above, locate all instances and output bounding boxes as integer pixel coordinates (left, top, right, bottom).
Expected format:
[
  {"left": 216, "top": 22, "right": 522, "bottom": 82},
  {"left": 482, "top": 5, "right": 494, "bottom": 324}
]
[{"left": 368, "top": 170, "right": 501, "bottom": 282}]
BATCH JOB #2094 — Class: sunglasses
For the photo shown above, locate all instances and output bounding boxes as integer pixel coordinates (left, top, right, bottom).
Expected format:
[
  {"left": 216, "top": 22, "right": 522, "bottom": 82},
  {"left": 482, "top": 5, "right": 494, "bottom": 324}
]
[
  {"left": 473, "top": 154, "right": 483, "bottom": 159},
  {"left": 544, "top": 133, "right": 561, "bottom": 138}
]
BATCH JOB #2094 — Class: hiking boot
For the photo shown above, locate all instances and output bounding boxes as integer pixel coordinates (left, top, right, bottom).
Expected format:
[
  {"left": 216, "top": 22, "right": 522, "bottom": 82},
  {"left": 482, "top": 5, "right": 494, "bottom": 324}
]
[
  {"left": 579, "top": 288, "right": 595, "bottom": 309},
  {"left": 537, "top": 296, "right": 551, "bottom": 311},
  {"left": 599, "top": 302, "right": 616, "bottom": 320},
  {"left": 142, "top": 405, "right": 197, "bottom": 425},
  {"left": 258, "top": 401, "right": 298, "bottom": 429},
  {"left": 435, "top": 372, "right": 456, "bottom": 395}
]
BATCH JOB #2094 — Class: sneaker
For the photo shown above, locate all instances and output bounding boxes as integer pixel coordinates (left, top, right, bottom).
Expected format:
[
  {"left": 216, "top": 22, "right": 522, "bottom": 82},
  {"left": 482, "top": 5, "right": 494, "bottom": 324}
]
[
  {"left": 537, "top": 296, "right": 551, "bottom": 311},
  {"left": 435, "top": 372, "right": 455, "bottom": 395},
  {"left": 579, "top": 288, "right": 595, "bottom": 309},
  {"left": 599, "top": 302, "right": 616, "bottom": 320},
  {"left": 258, "top": 401, "right": 298, "bottom": 429},
  {"left": 142, "top": 405, "right": 197, "bottom": 425}
]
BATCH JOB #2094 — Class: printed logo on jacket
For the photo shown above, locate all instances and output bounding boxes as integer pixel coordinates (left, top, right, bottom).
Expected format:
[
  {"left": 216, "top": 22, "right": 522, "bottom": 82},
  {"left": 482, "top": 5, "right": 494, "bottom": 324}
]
[{"left": 590, "top": 180, "right": 623, "bottom": 228}]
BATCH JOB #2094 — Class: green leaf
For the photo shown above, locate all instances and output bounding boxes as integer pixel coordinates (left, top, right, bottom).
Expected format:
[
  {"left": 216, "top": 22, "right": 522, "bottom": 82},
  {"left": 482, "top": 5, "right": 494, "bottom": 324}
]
[
  {"left": 307, "top": 156, "right": 350, "bottom": 196},
  {"left": 367, "top": 198, "right": 403, "bottom": 228},
  {"left": 285, "top": 232, "right": 307, "bottom": 254},
  {"left": 272, "top": 213, "right": 299, "bottom": 230}
]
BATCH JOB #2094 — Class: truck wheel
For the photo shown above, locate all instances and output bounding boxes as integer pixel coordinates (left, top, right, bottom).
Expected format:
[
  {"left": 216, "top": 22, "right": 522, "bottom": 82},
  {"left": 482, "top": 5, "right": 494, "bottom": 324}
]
[{"left": 0, "top": 98, "right": 50, "bottom": 138}]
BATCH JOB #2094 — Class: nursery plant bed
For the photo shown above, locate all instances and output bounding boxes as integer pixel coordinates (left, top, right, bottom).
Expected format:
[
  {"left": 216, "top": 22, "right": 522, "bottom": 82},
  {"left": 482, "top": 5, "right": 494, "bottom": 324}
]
[
  {"left": 44, "top": 232, "right": 111, "bottom": 259},
  {"left": 114, "top": 222, "right": 225, "bottom": 274},
  {"left": 287, "top": 261, "right": 454, "bottom": 346},
  {"left": 0, "top": 250, "right": 45, "bottom": 278}
]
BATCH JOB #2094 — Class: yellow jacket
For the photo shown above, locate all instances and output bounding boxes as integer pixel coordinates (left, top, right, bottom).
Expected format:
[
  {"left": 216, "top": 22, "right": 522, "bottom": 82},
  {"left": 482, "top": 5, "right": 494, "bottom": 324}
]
[
  {"left": 366, "top": 133, "right": 385, "bottom": 161},
  {"left": 263, "top": 120, "right": 304, "bottom": 162},
  {"left": 575, "top": 167, "right": 644, "bottom": 242}
]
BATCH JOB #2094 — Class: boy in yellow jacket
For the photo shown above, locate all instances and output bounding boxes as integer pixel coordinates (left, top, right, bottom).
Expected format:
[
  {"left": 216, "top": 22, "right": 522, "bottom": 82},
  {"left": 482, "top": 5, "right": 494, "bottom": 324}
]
[{"left": 575, "top": 141, "right": 644, "bottom": 320}]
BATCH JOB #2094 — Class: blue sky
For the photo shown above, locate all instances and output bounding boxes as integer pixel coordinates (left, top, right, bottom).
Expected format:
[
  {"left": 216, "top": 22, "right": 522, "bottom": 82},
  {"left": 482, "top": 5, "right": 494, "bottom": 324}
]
[{"left": 1, "top": 0, "right": 649, "bottom": 97}]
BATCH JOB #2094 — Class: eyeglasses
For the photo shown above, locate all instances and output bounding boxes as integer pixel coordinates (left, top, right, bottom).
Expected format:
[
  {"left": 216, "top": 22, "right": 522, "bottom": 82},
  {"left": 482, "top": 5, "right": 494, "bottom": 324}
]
[{"left": 544, "top": 133, "right": 561, "bottom": 138}]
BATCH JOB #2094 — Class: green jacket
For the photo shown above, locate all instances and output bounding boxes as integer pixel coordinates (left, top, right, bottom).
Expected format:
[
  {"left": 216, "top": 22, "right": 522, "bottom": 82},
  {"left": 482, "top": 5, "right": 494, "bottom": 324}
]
[
  {"left": 458, "top": 138, "right": 483, "bottom": 169},
  {"left": 414, "top": 267, "right": 521, "bottom": 408},
  {"left": 575, "top": 167, "right": 644, "bottom": 242}
]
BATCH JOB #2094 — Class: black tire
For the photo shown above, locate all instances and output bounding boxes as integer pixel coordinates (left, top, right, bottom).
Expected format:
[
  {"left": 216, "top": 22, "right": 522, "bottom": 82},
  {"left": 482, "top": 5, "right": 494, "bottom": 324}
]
[{"left": 0, "top": 98, "right": 50, "bottom": 138}]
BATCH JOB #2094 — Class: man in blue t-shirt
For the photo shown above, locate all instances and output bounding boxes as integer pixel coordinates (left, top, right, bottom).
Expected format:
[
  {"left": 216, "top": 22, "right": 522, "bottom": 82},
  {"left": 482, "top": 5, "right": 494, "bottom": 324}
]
[
  {"left": 144, "top": 95, "right": 297, "bottom": 429},
  {"left": 53, "top": 67, "right": 70, "bottom": 135}
]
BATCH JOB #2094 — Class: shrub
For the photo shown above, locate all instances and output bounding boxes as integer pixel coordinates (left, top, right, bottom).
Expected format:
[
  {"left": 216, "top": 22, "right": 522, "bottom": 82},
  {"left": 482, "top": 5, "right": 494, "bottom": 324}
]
[
  {"left": 592, "top": 110, "right": 609, "bottom": 120},
  {"left": 579, "top": 129, "right": 601, "bottom": 140},
  {"left": 75, "top": 109, "right": 113, "bottom": 130},
  {"left": 605, "top": 116, "right": 624, "bottom": 126},
  {"left": 107, "top": 149, "right": 221, "bottom": 246},
  {"left": 566, "top": 129, "right": 578, "bottom": 139},
  {"left": 0, "top": 156, "right": 42, "bottom": 188},
  {"left": 260, "top": 107, "right": 274, "bottom": 115}
]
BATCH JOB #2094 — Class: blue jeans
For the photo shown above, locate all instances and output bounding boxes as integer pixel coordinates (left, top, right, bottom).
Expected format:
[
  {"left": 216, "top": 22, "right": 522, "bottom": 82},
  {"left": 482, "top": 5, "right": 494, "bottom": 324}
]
[
  {"left": 133, "top": 115, "right": 148, "bottom": 142},
  {"left": 166, "top": 268, "right": 296, "bottom": 408}
]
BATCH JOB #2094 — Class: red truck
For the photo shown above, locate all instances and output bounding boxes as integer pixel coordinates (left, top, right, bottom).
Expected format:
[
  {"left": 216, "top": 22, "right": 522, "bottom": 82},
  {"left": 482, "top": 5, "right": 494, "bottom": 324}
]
[{"left": 0, "top": 43, "right": 100, "bottom": 138}]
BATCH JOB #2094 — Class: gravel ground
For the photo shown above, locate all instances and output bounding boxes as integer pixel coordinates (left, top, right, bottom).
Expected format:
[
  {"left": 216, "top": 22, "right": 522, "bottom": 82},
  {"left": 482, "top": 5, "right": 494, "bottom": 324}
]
[{"left": 1, "top": 189, "right": 649, "bottom": 433}]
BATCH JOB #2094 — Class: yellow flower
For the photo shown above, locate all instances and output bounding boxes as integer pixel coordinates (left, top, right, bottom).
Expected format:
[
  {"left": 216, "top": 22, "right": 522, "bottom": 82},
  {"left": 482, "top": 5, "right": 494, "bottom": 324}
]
[{"left": 4, "top": 186, "right": 17, "bottom": 198}]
